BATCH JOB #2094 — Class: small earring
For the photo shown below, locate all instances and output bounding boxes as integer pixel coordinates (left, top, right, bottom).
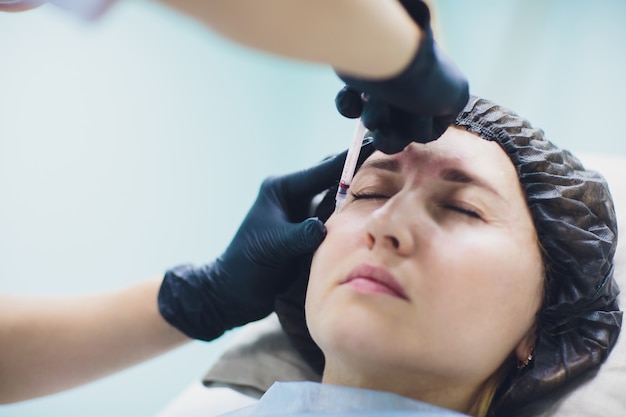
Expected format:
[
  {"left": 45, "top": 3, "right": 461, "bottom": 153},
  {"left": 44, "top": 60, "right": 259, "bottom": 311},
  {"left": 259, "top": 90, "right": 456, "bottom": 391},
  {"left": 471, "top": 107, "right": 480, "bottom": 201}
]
[{"left": 517, "top": 348, "right": 534, "bottom": 369}]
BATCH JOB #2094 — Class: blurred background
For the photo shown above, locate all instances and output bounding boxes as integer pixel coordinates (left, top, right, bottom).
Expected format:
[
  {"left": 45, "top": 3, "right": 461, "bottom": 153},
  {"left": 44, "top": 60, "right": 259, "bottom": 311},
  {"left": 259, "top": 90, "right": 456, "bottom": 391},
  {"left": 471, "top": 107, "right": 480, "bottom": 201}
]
[{"left": 1, "top": 0, "right": 625, "bottom": 415}]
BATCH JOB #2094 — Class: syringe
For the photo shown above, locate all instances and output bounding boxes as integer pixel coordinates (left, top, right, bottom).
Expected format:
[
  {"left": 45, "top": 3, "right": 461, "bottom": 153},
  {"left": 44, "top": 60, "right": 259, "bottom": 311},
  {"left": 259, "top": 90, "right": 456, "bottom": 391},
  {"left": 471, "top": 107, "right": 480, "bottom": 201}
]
[{"left": 335, "top": 119, "right": 367, "bottom": 212}]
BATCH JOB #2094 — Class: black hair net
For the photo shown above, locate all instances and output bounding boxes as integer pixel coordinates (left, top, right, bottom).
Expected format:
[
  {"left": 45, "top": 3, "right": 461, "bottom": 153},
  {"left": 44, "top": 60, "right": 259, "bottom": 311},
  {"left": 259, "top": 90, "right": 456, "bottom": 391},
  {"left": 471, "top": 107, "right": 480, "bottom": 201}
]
[{"left": 274, "top": 95, "right": 622, "bottom": 415}]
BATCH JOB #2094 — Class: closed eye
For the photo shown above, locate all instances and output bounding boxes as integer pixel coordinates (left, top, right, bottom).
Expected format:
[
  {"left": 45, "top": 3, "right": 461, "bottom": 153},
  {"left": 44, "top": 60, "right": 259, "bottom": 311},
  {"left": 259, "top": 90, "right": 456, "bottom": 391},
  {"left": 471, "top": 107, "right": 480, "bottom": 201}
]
[
  {"left": 350, "top": 191, "right": 390, "bottom": 201},
  {"left": 443, "top": 204, "right": 483, "bottom": 220}
]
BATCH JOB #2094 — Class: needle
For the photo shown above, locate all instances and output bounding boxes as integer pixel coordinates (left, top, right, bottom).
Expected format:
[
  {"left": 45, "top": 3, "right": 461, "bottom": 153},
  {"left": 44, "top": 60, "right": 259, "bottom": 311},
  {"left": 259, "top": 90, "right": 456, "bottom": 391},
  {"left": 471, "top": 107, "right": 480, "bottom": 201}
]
[{"left": 335, "top": 119, "right": 367, "bottom": 212}]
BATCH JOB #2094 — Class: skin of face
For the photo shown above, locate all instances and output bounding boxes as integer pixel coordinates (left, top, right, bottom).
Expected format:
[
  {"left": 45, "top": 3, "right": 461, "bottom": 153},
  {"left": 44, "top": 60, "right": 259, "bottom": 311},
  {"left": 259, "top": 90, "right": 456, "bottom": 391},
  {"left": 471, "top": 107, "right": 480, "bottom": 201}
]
[{"left": 305, "top": 127, "right": 544, "bottom": 413}]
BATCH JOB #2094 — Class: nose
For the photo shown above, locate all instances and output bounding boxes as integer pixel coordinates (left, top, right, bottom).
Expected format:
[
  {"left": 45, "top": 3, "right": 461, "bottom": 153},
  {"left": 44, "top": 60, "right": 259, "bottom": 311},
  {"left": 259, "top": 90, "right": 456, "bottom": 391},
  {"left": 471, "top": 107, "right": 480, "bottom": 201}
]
[{"left": 365, "top": 197, "right": 417, "bottom": 257}]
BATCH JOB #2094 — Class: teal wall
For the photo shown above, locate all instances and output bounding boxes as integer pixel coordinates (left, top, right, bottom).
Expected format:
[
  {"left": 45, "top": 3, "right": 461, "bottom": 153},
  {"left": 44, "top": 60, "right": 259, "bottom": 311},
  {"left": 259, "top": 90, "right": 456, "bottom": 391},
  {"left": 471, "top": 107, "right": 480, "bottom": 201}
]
[
  {"left": 1, "top": 1, "right": 625, "bottom": 416},
  {"left": 436, "top": 0, "right": 626, "bottom": 155}
]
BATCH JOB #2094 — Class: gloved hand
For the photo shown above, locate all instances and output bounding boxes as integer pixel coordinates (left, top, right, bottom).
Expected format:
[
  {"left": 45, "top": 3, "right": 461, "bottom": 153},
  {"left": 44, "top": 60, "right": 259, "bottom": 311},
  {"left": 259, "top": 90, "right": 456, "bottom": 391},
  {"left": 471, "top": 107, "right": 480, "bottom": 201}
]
[
  {"left": 335, "top": 0, "right": 469, "bottom": 154},
  {"left": 158, "top": 141, "right": 375, "bottom": 341}
]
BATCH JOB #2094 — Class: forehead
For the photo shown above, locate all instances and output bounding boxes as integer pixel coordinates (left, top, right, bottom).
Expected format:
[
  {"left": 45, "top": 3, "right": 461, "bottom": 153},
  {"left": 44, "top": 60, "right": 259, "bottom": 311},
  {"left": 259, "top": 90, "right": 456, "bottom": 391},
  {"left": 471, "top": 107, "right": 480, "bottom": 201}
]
[{"left": 363, "top": 128, "right": 520, "bottom": 197}]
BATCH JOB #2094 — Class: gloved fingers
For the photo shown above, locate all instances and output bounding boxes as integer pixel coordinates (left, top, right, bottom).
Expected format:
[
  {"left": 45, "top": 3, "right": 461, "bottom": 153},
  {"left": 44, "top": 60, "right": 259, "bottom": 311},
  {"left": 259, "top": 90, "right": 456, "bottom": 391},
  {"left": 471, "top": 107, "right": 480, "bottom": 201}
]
[
  {"left": 432, "top": 114, "right": 455, "bottom": 140},
  {"left": 280, "top": 140, "right": 375, "bottom": 199},
  {"left": 303, "top": 139, "right": 376, "bottom": 224},
  {"left": 361, "top": 99, "right": 412, "bottom": 154},
  {"left": 360, "top": 97, "right": 390, "bottom": 134},
  {"left": 335, "top": 86, "right": 363, "bottom": 119},
  {"left": 279, "top": 218, "right": 327, "bottom": 258},
  {"left": 356, "top": 137, "right": 376, "bottom": 166},
  {"left": 364, "top": 101, "right": 434, "bottom": 153},
  {"left": 405, "top": 114, "right": 434, "bottom": 143},
  {"left": 242, "top": 218, "right": 325, "bottom": 267},
  {"left": 372, "top": 130, "right": 410, "bottom": 155},
  {"left": 398, "top": 0, "right": 431, "bottom": 29}
]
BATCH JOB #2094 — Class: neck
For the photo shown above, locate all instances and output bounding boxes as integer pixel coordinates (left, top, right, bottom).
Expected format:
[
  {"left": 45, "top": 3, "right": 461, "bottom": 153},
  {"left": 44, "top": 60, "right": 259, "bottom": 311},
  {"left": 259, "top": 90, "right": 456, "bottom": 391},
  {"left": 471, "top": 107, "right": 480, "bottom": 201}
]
[{"left": 322, "top": 357, "right": 484, "bottom": 416}]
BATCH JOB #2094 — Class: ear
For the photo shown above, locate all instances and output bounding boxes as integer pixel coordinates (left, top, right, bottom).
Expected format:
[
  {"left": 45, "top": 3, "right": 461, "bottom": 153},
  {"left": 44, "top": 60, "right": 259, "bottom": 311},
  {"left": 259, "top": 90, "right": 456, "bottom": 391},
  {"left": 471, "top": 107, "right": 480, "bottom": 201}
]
[{"left": 514, "top": 325, "right": 537, "bottom": 362}]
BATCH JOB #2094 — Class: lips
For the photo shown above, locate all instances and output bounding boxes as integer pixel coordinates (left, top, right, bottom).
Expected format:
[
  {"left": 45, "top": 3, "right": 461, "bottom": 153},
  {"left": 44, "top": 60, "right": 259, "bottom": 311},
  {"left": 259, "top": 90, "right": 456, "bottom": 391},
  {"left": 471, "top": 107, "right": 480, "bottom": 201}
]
[{"left": 341, "top": 263, "right": 409, "bottom": 301}]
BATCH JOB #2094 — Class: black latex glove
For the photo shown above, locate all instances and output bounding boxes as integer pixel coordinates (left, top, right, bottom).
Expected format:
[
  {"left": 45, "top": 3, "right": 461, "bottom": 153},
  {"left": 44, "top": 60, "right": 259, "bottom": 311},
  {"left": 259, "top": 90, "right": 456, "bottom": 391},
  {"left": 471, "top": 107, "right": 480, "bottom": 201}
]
[
  {"left": 158, "top": 141, "right": 375, "bottom": 341},
  {"left": 335, "top": 0, "right": 469, "bottom": 154}
]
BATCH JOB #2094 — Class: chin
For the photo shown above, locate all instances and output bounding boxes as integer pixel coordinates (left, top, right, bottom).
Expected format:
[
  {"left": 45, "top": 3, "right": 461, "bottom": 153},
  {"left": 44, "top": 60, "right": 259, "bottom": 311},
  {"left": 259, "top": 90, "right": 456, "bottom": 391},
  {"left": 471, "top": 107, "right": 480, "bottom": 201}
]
[{"left": 308, "top": 298, "right": 401, "bottom": 364}]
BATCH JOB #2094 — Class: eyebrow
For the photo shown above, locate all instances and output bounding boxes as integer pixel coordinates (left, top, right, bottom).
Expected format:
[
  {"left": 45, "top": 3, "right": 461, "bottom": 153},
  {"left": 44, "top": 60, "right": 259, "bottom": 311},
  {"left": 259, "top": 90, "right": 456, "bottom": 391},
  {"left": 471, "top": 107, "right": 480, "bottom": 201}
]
[
  {"left": 358, "top": 158, "right": 401, "bottom": 173},
  {"left": 358, "top": 158, "right": 504, "bottom": 199},
  {"left": 440, "top": 168, "right": 504, "bottom": 199}
]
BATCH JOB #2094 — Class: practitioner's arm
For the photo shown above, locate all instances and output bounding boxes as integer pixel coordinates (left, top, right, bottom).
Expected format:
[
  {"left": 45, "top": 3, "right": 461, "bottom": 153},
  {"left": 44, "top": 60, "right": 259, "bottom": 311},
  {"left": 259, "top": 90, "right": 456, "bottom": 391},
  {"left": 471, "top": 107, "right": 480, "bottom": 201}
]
[
  {"left": 154, "top": 0, "right": 420, "bottom": 79},
  {"left": 0, "top": 143, "right": 375, "bottom": 404},
  {"left": 0, "top": 277, "right": 188, "bottom": 404},
  {"left": 0, "top": 0, "right": 420, "bottom": 79}
]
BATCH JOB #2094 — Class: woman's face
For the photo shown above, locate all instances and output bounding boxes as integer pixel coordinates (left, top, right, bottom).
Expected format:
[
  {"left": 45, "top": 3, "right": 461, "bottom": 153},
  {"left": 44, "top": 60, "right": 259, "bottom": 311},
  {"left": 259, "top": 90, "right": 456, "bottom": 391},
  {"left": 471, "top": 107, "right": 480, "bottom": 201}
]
[{"left": 305, "top": 127, "right": 544, "bottom": 392}]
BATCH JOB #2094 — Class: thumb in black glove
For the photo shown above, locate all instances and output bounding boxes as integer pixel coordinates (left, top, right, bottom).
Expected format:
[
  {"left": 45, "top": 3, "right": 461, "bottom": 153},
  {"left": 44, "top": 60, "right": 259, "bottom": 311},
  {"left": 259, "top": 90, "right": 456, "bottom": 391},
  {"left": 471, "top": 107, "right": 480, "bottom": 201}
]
[
  {"left": 158, "top": 141, "right": 375, "bottom": 341},
  {"left": 335, "top": 0, "right": 469, "bottom": 154}
]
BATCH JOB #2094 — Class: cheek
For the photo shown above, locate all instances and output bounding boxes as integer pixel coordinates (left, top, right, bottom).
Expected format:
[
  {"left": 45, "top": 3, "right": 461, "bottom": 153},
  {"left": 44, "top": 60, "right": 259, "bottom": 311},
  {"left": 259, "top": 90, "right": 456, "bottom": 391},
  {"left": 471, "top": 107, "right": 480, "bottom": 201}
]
[
  {"left": 307, "top": 216, "right": 359, "bottom": 295},
  {"left": 422, "top": 231, "right": 543, "bottom": 370},
  {"left": 309, "top": 219, "right": 347, "bottom": 281},
  {"left": 305, "top": 242, "right": 340, "bottom": 349},
  {"left": 438, "top": 229, "right": 544, "bottom": 320},
  {"left": 305, "top": 214, "right": 366, "bottom": 335},
  {"left": 313, "top": 213, "right": 365, "bottom": 268}
]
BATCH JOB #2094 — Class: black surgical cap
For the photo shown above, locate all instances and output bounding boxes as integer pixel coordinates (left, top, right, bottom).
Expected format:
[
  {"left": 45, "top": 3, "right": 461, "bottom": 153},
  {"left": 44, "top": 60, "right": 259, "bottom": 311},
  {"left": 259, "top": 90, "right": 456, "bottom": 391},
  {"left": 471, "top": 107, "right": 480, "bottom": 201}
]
[
  {"left": 275, "top": 95, "right": 622, "bottom": 414},
  {"left": 456, "top": 96, "right": 622, "bottom": 413}
]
